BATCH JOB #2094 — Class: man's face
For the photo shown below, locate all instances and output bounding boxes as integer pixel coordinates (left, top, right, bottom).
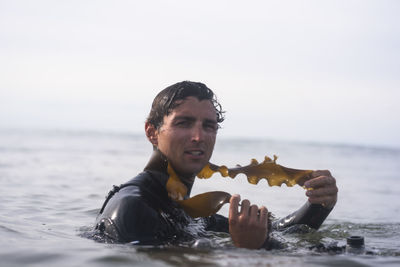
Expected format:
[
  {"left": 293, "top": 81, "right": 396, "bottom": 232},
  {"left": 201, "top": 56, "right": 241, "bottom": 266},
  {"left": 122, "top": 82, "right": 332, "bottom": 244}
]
[{"left": 148, "top": 96, "right": 218, "bottom": 177}]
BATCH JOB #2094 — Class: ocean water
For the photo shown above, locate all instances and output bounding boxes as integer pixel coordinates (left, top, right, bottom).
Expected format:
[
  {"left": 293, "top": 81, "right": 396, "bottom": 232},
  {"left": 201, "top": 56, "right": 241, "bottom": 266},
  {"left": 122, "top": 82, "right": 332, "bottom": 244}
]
[{"left": 1, "top": 128, "right": 399, "bottom": 267}]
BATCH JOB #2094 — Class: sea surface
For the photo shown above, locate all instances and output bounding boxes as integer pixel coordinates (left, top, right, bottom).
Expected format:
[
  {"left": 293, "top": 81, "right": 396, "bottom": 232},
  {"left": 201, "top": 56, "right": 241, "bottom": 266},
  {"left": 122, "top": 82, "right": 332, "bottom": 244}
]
[{"left": 1, "top": 128, "right": 399, "bottom": 267}]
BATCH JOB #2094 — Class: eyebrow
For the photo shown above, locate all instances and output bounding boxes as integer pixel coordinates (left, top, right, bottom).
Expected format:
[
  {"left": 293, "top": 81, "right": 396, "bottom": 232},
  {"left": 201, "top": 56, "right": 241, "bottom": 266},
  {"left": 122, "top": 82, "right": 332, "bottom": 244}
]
[
  {"left": 173, "top": 116, "right": 196, "bottom": 122},
  {"left": 173, "top": 116, "right": 217, "bottom": 124}
]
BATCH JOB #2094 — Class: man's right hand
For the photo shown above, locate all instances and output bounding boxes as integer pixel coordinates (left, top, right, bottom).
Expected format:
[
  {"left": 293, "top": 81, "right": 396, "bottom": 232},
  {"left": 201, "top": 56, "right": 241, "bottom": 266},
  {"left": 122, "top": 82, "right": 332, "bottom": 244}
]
[{"left": 228, "top": 194, "right": 269, "bottom": 249}]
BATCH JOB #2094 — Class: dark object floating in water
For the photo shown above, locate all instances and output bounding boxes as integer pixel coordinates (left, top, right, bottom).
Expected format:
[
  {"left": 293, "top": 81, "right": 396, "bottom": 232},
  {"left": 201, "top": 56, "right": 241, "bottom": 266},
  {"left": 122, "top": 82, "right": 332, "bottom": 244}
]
[
  {"left": 346, "top": 235, "right": 366, "bottom": 254},
  {"left": 309, "top": 235, "right": 375, "bottom": 255},
  {"left": 347, "top": 235, "right": 364, "bottom": 247}
]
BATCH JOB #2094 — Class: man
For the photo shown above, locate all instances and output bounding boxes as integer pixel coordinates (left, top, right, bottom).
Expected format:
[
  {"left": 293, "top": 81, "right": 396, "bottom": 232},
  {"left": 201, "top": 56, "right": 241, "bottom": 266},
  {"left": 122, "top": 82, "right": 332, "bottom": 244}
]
[{"left": 95, "top": 81, "right": 338, "bottom": 249}]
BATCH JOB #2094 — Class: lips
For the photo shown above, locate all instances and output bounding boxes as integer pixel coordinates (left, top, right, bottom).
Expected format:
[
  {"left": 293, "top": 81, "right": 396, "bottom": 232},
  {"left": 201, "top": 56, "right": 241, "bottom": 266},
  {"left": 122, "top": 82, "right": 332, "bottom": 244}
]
[
  {"left": 185, "top": 151, "right": 204, "bottom": 156},
  {"left": 184, "top": 149, "right": 205, "bottom": 157}
]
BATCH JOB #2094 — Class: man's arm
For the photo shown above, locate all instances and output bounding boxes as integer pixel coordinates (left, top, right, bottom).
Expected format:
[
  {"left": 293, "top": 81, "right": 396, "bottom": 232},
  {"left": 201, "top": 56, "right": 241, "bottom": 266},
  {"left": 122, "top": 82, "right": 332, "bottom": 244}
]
[{"left": 274, "top": 170, "right": 338, "bottom": 230}]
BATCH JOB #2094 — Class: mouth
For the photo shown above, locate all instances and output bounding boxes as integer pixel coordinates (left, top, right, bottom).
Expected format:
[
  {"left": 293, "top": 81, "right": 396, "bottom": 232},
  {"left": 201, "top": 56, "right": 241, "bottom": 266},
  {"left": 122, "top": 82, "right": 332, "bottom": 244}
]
[{"left": 185, "top": 150, "right": 205, "bottom": 157}]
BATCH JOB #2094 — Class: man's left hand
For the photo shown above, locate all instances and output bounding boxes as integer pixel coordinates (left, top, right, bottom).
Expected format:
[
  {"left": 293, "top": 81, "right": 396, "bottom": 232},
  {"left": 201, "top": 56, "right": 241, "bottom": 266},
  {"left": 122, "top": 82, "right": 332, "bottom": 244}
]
[
  {"left": 304, "top": 170, "right": 338, "bottom": 209},
  {"left": 228, "top": 194, "right": 269, "bottom": 249}
]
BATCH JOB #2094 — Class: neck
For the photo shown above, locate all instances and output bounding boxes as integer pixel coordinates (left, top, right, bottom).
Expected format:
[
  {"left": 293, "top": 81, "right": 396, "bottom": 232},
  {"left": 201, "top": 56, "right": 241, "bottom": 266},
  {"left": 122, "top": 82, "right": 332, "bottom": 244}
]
[
  {"left": 144, "top": 148, "right": 168, "bottom": 174},
  {"left": 144, "top": 149, "right": 195, "bottom": 197}
]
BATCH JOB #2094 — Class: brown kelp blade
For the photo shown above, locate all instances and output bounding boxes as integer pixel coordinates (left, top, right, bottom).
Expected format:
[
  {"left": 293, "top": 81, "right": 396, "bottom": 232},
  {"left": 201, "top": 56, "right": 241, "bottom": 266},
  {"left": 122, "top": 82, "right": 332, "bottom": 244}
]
[
  {"left": 197, "top": 155, "right": 313, "bottom": 187},
  {"left": 177, "top": 191, "right": 231, "bottom": 218},
  {"left": 174, "top": 155, "right": 313, "bottom": 218}
]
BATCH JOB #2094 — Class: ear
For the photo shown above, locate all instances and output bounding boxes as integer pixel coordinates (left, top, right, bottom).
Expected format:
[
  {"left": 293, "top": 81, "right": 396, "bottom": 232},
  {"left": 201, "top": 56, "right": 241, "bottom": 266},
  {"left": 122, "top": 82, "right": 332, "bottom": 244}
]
[{"left": 145, "top": 122, "right": 158, "bottom": 146}]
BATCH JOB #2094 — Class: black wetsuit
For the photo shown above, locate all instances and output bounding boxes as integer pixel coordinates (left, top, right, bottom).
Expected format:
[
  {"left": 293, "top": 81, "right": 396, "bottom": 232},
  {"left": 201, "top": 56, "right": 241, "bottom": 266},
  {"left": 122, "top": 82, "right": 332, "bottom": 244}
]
[{"left": 95, "top": 150, "right": 333, "bottom": 246}]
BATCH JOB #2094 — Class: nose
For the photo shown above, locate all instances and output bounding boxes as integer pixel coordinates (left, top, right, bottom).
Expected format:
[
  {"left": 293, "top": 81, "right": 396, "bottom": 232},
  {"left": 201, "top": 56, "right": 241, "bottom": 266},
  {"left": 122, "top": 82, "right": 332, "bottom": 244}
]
[{"left": 191, "top": 123, "right": 205, "bottom": 143}]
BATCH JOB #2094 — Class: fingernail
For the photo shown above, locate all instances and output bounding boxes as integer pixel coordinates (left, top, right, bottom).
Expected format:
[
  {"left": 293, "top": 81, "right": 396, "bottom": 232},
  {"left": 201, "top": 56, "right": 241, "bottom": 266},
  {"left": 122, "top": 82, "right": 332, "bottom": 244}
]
[{"left": 306, "top": 191, "right": 312, "bottom": 196}]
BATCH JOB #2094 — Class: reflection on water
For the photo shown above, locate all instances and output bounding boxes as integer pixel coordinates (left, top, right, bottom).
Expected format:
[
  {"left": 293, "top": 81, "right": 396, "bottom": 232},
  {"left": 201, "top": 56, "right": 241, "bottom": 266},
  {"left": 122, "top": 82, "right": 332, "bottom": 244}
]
[{"left": 0, "top": 129, "right": 400, "bottom": 266}]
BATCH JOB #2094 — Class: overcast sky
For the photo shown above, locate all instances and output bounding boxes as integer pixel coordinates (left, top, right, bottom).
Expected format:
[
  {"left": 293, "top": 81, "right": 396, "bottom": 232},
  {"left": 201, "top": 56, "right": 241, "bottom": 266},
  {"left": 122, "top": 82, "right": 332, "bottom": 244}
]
[{"left": 1, "top": 0, "right": 399, "bottom": 148}]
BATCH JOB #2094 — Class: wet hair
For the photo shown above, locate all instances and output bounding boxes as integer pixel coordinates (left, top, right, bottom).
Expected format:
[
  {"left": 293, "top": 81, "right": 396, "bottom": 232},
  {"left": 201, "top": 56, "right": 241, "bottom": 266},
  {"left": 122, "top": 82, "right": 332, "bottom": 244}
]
[{"left": 146, "top": 81, "right": 225, "bottom": 129}]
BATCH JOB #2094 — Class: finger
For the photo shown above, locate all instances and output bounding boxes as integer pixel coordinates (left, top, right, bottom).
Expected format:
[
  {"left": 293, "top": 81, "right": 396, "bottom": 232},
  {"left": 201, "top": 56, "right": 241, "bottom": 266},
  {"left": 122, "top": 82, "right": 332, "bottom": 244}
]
[
  {"left": 311, "top": 170, "right": 332, "bottom": 178},
  {"left": 304, "top": 174, "right": 336, "bottom": 189},
  {"left": 229, "top": 194, "right": 241, "bottom": 220},
  {"left": 240, "top": 199, "right": 250, "bottom": 215},
  {"left": 248, "top": 205, "right": 259, "bottom": 224},
  {"left": 306, "top": 186, "right": 338, "bottom": 198},
  {"left": 258, "top": 206, "right": 268, "bottom": 225}
]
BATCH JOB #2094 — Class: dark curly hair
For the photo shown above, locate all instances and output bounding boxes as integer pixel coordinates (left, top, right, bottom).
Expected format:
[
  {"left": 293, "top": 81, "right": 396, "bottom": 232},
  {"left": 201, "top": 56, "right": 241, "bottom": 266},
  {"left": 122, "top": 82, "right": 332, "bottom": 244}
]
[{"left": 146, "top": 81, "right": 225, "bottom": 129}]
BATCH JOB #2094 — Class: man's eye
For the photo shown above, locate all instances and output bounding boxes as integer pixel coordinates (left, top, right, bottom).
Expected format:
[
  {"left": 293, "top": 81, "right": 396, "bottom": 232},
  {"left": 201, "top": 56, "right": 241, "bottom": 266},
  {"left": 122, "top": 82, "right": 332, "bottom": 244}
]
[
  {"left": 176, "top": 121, "right": 191, "bottom": 127},
  {"left": 204, "top": 123, "right": 218, "bottom": 131}
]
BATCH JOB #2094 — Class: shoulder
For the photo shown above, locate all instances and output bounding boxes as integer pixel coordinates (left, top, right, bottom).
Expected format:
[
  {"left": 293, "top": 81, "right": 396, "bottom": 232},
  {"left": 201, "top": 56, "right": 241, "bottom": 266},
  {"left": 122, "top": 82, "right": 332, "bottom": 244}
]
[
  {"left": 124, "top": 170, "right": 169, "bottom": 195},
  {"left": 96, "top": 191, "right": 163, "bottom": 243},
  {"left": 99, "top": 171, "right": 168, "bottom": 214},
  {"left": 95, "top": 171, "right": 171, "bottom": 243},
  {"left": 109, "top": 193, "right": 160, "bottom": 228}
]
